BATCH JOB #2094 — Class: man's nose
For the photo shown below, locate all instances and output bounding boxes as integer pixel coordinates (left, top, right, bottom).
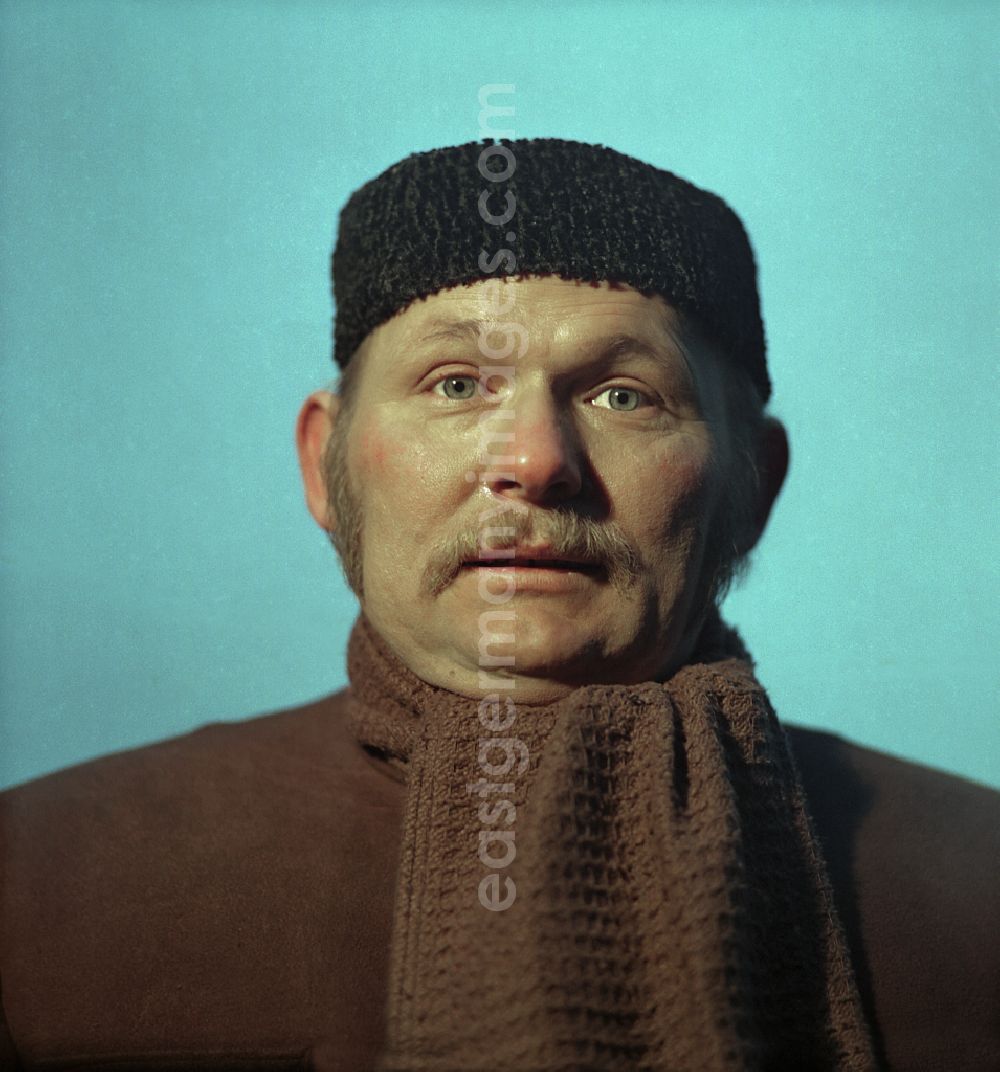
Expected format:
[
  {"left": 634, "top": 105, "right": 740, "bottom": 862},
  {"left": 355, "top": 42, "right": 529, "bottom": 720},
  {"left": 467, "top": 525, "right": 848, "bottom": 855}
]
[{"left": 486, "top": 392, "right": 584, "bottom": 504}]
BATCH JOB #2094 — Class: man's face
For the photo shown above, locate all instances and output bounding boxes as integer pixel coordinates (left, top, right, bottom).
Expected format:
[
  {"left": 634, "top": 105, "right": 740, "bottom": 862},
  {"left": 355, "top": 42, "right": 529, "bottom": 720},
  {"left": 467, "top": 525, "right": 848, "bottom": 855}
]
[{"left": 317, "top": 276, "right": 744, "bottom": 701}]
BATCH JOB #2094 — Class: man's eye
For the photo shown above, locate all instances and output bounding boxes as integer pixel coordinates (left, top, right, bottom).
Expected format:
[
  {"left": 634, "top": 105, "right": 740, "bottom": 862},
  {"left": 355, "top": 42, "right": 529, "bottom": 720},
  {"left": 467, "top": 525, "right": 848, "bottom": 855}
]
[
  {"left": 592, "top": 386, "right": 649, "bottom": 412},
  {"left": 433, "top": 375, "right": 478, "bottom": 400}
]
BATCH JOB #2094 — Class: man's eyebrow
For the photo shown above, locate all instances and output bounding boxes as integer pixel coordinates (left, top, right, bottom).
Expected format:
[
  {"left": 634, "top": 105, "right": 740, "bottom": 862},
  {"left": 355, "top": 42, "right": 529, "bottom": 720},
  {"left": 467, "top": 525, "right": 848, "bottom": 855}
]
[
  {"left": 598, "top": 330, "right": 691, "bottom": 368},
  {"left": 595, "top": 330, "right": 700, "bottom": 398},
  {"left": 413, "top": 324, "right": 682, "bottom": 356},
  {"left": 412, "top": 318, "right": 485, "bottom": 347},
  {"left": 596, "top": 332, "right": 680, "bottom": 362}
]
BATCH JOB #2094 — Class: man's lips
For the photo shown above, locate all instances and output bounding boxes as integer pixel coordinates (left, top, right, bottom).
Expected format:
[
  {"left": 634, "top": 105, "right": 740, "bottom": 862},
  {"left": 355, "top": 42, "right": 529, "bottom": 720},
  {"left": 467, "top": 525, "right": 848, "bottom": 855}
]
[
  {"left": 459, "top": 547, "right": 603, "bottom": 575},
  {"left": 453, "top": 547, "right": 606, "bottom": 593},
  {"left": 462, "top": 558, "right": 600, "bottom": 570}
]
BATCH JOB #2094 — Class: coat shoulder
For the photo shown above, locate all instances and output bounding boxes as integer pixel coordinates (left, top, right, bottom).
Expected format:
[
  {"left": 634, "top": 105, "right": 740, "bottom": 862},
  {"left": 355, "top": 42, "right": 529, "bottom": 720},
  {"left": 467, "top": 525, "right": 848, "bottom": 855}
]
[
  {"left": 785, "top": 723, "right": 1000, "bottom": 897},
  {"left": 3, "top": 690, "right": 351, "bottom": 804},
  {"left": 785, "top": 724, "right": 1000, "bottom": 1071},
  {"left": 0, "top": 691, "right": 403, "bottom": 1069}
]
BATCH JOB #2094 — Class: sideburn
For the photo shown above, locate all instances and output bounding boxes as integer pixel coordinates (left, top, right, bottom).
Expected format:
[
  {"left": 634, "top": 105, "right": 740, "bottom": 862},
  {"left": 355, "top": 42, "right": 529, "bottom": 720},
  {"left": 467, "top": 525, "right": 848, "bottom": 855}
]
[{"left": 321, "top": 403, "right": 365, "bottom": 596}]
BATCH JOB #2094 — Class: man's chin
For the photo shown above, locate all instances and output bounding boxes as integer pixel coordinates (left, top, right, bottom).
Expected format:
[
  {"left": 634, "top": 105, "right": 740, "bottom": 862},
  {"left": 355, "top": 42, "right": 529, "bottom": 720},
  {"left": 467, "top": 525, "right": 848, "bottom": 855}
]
[{"left": 447, "top": 608, "right": 624, "bottom": 685}]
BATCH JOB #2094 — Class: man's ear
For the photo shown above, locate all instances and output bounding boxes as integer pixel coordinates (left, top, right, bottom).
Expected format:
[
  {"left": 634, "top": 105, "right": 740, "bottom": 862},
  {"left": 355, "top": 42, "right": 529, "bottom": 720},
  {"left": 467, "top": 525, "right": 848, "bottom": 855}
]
[
  {"left": 746, "top": 416, "right": 790, "bottom": 551},
  {"left": 295, "top": 390, "right": 341, "bottom": 531}
]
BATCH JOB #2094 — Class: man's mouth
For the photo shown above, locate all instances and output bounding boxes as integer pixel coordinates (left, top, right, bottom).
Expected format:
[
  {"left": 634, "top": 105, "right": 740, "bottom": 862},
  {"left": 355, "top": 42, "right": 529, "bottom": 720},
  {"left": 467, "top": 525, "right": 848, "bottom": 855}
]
[
  {"left": 465, "top": 558, "right": 598, "bottom": 569},
  {"left": 460, "top": 548, "right": 603, "bottom": 576}
]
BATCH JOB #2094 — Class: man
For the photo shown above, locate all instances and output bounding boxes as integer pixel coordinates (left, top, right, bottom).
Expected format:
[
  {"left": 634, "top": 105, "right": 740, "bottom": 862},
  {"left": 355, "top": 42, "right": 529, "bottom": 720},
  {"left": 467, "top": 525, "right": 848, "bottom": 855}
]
[{"left": 1, "top": 140, "right": 997, "bottom": 1071}]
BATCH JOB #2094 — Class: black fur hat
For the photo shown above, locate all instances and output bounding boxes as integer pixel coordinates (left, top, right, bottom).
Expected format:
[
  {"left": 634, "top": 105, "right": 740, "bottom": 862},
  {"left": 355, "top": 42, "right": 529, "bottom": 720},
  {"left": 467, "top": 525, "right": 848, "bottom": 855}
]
[{"left": 332, "top": 138, "right": 770, "bottom": 402}]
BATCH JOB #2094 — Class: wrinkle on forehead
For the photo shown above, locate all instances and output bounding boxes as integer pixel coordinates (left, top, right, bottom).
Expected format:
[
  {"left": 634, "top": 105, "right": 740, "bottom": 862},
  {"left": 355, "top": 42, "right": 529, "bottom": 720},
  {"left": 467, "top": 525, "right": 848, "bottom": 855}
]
[
  {"left": 403, "top": 277, "right": 695, "bottom": 363},
  {"left": 385, "top": 277, "right": 673, "bottom": 338}
]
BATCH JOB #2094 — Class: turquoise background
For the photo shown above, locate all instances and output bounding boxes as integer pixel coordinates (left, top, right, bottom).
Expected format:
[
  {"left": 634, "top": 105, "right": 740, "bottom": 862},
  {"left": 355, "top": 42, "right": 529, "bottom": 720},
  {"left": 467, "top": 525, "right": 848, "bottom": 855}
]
[{"left": 1, "top": 0, "right": 997, "bottom": 789}]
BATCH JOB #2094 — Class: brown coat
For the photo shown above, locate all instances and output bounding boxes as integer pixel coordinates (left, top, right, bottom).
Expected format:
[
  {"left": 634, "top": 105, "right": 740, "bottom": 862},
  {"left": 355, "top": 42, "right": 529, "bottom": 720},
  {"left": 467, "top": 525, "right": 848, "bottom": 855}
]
[{"left": 1, "top": 691, "right": 998, "bottom": 1070}]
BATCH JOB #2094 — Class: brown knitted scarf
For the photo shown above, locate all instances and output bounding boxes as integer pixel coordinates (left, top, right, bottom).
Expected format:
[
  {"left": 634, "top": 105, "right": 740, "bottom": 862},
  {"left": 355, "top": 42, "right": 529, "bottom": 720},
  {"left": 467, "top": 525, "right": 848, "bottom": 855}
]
[{"left": 347, "top": 614, "right": 878, "bottom": 1071}]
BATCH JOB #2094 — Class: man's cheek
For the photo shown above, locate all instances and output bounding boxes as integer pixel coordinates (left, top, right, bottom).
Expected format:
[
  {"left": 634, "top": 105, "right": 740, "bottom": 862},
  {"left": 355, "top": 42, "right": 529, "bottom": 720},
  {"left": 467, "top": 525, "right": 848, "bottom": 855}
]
[
  {"left": 650, "top": 449, "right": 714, "bottom": 524},
  {"left": 352, "top": 426, "right": 391, "bottom": 477},
  {"left": 355, "top": 427, "right": 458, "bottom": 506}
]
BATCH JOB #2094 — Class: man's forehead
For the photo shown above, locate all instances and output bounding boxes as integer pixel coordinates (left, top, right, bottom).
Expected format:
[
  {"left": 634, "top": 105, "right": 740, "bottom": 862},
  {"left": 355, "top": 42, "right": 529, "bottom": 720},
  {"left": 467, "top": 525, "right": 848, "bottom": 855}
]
[{"left": 373, "top": 276, "right": 688, "bottom": 355}]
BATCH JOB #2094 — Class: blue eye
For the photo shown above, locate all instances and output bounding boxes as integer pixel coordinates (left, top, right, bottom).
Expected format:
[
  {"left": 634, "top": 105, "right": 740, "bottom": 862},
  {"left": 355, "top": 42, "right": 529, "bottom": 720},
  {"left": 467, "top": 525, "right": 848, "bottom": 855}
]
[
  {"left": 593, "top": 386, "right": 645, "bottom": 412},
  {"left": 435, "top": 375, "right": 478, "bottom": 400}
]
